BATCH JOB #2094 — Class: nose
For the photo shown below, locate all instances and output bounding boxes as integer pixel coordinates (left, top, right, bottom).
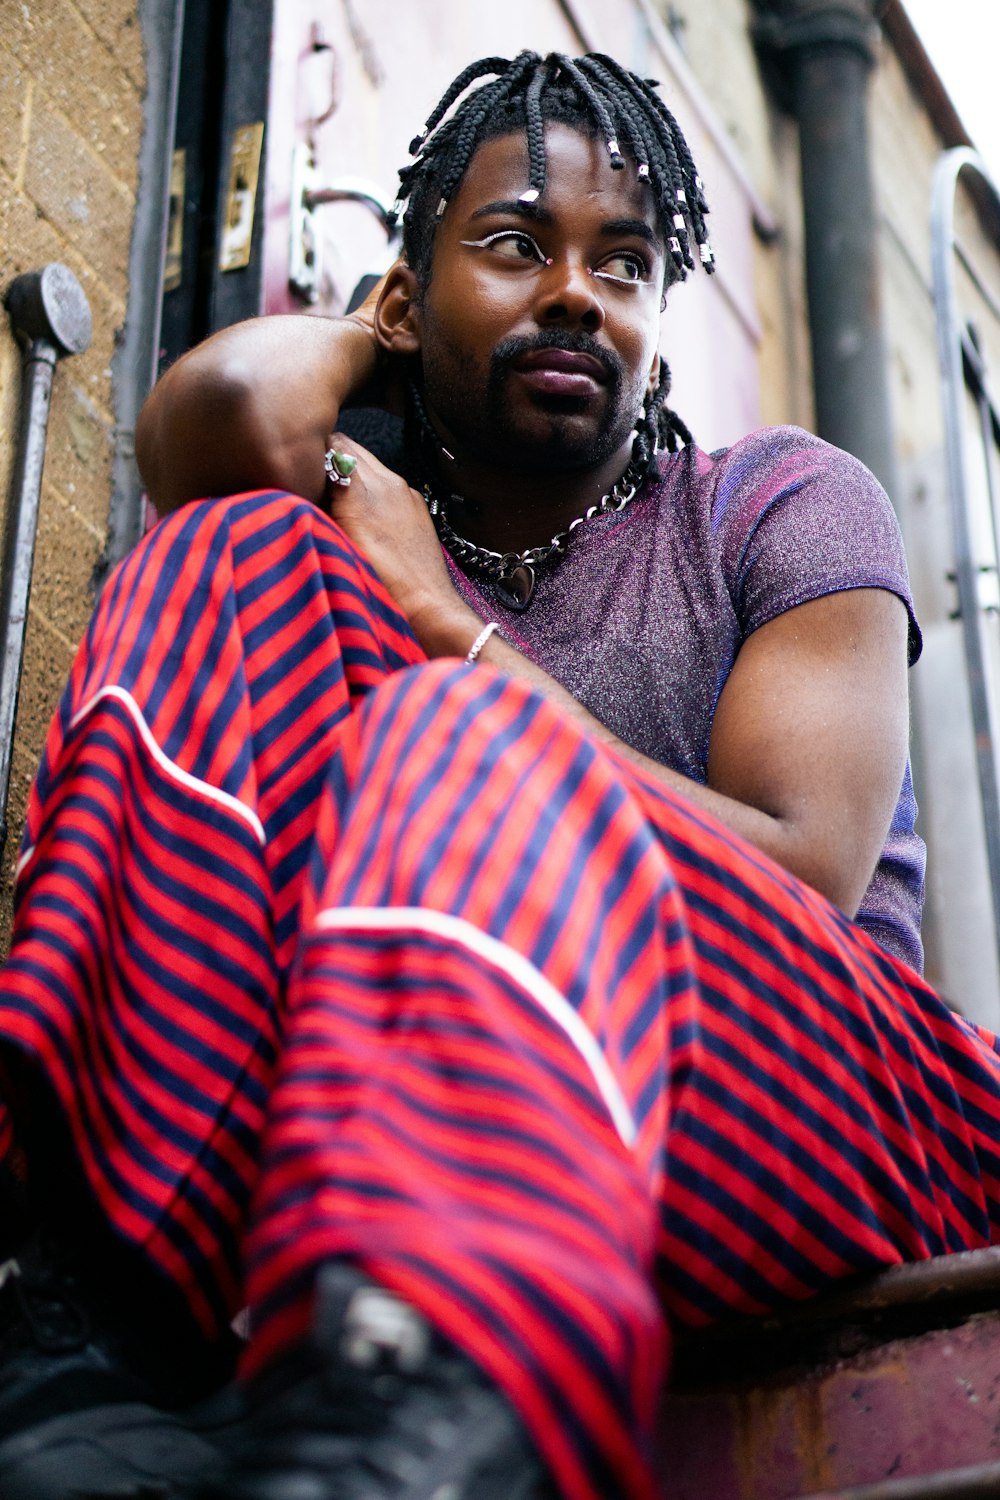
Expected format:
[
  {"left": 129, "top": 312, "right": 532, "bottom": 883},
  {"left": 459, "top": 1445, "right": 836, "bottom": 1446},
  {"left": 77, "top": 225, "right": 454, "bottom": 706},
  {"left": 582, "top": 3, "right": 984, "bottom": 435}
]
[{"left": 534, "top": 257, "right": 605, "bottom": 332}]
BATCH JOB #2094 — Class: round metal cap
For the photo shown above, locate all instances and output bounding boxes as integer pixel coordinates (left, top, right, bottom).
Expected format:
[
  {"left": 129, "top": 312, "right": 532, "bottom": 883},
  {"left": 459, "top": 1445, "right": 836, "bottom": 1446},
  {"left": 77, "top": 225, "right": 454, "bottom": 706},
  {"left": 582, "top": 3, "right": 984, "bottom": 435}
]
[{"left": 4, "top": 262, "right": 92, "bottom": 357}]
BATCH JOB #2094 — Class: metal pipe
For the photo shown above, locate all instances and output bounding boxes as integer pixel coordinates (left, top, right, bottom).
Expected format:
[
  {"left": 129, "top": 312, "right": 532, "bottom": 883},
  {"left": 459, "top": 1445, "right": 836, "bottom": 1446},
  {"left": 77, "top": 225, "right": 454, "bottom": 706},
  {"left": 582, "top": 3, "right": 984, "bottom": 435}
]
[
  {"left": 753, "top": 0, "right": 898, "bottom": 498},
  {"left": 1, "top": 263, "right": 91, "bottom": 857}
]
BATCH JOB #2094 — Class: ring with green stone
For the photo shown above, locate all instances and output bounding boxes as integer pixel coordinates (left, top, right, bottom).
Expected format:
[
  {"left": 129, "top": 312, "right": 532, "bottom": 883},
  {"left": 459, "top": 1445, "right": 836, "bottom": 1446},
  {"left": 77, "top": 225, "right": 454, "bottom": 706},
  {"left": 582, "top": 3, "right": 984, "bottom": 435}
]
[{"left": 324, "top": 448, "right": 357, "bottom": 487}]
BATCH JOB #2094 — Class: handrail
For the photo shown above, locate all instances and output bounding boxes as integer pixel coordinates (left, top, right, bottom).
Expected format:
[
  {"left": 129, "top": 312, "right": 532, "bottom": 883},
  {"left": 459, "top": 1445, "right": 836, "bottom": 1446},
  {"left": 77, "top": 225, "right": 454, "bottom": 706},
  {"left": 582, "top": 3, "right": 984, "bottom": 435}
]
[
  {"left": 0, "top": 264, "right": 91, "bottom": 858},
  {"left": 930, "top": 148, "right": 1000, "bottom": 965}
]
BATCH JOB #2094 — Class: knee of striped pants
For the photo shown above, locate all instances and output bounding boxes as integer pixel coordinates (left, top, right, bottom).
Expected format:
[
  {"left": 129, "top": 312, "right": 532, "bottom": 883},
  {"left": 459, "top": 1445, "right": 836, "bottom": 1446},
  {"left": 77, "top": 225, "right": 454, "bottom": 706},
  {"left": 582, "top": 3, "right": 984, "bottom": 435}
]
[{"left": 244, "top": 660, "right": 695, "bottom": 1500}]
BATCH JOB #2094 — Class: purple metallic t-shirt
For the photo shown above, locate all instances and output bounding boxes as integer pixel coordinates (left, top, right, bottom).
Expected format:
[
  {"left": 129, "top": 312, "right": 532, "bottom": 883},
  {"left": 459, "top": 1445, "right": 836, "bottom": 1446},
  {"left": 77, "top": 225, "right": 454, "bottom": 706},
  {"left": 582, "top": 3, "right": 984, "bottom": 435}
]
[{"left": 447, "top": 425, "right": 926, "bottom": 972}]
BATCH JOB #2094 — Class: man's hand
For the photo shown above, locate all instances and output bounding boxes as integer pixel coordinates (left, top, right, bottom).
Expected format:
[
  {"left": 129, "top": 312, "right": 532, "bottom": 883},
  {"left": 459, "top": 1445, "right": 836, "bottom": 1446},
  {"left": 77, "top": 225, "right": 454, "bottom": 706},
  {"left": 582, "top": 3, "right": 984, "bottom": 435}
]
[
  {"left": 337, "top": 268, "right": 409, "bottom": 417},
  {"left": 323, "top": 433, "right": 479, "bottom": 651}
]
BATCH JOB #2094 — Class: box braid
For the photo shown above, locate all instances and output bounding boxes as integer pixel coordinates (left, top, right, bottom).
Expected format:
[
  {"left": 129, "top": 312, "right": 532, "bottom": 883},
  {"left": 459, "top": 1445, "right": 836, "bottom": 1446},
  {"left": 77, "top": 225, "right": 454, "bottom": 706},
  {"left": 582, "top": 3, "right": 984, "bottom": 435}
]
[{"left": 390, "top": 52, "right": 706, "bottom": 490}]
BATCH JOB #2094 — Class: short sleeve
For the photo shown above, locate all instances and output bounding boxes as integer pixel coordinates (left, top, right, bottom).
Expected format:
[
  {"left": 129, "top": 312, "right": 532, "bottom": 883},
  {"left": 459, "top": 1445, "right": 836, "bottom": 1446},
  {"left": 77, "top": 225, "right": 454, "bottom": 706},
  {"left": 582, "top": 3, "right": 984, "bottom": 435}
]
[{"left": 711, "top": 427, "right": 922, "bottom": 664}]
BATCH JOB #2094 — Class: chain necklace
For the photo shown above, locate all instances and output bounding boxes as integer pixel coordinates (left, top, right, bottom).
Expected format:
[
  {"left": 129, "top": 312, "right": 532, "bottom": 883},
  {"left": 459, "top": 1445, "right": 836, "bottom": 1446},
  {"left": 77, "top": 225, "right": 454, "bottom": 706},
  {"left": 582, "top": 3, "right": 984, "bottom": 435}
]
[{"left": 423, "top": 451, "right": 649, "bottom": 612}]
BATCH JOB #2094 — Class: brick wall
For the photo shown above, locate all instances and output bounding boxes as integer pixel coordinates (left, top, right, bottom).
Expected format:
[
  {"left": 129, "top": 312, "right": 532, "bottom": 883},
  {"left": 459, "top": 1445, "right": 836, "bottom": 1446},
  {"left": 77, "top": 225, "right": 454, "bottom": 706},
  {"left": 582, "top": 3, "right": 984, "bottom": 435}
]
[{"left": 0, "top": 1, "right": 144, "bottom": 938}]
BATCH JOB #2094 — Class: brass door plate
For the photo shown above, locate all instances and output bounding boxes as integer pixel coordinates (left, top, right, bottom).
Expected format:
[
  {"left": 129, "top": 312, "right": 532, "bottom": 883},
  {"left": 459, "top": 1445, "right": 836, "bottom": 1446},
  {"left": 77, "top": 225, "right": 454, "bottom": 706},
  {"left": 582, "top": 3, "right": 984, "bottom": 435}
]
[
  {"left": 219, "top": 121, "right": 265, "bottom": 273},
  {"left": 163, "top": 148, "right": 186, "bottom": 292}
]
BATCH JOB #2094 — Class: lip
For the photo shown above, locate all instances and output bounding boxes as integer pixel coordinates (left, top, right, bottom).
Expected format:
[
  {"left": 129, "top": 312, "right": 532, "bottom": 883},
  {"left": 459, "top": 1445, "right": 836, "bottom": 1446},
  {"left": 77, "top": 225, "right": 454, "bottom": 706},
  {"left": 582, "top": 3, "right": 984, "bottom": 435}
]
[
  {"left": 510, "top": 347, "right": 609, "bottom": 398},
  {"left": 511, "top": 348, "right": 609, "bottom": 382}
]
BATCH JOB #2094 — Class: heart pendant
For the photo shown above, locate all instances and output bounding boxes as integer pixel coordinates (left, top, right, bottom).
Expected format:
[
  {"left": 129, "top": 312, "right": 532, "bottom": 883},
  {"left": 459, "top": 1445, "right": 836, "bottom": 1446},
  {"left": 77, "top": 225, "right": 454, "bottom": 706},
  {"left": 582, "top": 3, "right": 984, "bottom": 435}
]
[{"left": 495, "top": 560, "right": 536, "bottom": 612}]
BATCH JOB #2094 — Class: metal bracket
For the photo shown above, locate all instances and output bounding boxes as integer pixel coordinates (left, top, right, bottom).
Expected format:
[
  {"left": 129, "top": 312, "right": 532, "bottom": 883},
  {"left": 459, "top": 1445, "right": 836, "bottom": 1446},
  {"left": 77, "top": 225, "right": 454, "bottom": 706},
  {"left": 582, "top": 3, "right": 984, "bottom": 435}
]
[{"left": 288, "top": 142, "right": 399, "bottom": 304}]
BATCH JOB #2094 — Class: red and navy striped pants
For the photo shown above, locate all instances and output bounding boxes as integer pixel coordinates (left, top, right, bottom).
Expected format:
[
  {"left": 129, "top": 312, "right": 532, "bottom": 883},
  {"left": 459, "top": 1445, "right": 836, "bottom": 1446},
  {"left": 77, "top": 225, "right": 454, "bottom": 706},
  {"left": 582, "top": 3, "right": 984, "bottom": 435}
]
[{"left": 3, "top": 491, "right": 1000, "bottom": 1500}]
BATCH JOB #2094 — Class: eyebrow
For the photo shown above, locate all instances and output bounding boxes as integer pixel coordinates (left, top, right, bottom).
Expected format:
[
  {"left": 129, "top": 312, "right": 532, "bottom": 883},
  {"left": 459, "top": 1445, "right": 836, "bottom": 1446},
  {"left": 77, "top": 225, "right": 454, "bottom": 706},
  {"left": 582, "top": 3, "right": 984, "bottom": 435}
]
[
  {"left": 599, "top": 217, "right": 660, "bottom": 250},
  {"left": 467, "top": 201, "right": 661, "bottom": 253},
  {"left": 468, "top": 199, "right": 550, "bottom": 223}
]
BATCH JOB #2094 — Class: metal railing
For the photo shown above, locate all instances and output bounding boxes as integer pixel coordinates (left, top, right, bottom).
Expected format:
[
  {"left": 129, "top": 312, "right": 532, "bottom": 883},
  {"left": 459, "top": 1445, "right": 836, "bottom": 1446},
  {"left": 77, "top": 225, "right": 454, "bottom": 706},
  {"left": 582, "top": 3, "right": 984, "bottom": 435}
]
[{"left": 931, "top": 148, "right": 1000, "bottom": 968}]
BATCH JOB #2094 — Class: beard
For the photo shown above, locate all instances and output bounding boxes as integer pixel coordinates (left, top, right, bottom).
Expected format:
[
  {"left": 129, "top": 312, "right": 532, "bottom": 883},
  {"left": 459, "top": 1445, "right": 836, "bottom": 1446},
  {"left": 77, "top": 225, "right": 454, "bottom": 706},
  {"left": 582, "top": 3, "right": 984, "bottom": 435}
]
[{"left": 421, "top": 329, "right": 646, "bottom": 476}]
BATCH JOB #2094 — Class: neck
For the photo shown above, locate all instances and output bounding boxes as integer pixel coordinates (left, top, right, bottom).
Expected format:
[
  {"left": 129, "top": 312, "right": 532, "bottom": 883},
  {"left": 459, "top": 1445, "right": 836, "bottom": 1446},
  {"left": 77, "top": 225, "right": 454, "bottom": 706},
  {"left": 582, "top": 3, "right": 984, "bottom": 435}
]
[{"left": 422, "top": 435, "right": 642, "bottom": 553}]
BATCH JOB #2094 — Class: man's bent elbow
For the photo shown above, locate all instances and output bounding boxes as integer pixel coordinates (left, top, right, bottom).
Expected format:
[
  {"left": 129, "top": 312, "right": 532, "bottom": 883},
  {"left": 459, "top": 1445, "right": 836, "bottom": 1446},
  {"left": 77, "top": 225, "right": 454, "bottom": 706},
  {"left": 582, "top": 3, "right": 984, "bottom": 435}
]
[{"left": 136, "top": 350, "right": 270, "bottom": 515}]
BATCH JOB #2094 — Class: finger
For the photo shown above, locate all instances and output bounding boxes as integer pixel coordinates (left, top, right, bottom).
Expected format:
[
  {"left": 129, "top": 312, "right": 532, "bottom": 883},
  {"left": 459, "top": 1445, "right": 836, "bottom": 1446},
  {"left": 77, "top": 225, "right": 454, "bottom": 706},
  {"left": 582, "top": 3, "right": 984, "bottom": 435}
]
[
  {"left": 327, "top": 432, "right": 398, "bottom": 485},
  {"left": 326, "top": 431, "right": 363, "bottom": 455}
]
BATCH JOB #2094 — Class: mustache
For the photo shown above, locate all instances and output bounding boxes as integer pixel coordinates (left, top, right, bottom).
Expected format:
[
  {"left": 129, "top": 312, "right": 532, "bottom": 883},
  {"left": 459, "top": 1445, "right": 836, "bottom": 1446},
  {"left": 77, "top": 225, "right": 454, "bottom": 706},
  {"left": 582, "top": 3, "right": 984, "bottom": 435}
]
[{"left": 489, "top": 330, "right": 625, "bottom": 386}]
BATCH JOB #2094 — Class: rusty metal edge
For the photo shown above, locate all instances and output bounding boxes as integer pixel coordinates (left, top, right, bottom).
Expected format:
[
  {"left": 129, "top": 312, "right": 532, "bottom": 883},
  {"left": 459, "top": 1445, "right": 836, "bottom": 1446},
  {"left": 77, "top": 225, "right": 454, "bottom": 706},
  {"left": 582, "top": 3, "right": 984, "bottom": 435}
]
[
  {"left": 670, "top": 1246, "right": 1000, "bottom": 1387},
  {"left": 794, "top": 1458, "right": 1000, "bottom": 1500}
]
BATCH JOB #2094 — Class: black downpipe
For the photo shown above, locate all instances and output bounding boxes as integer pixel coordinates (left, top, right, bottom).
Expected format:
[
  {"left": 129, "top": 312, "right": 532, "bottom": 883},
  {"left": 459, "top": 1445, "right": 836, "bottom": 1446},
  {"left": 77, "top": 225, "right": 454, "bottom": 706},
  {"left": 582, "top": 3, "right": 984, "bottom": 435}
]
[{"left": 753, "top": 0, "right": 898, "bottom": 498}]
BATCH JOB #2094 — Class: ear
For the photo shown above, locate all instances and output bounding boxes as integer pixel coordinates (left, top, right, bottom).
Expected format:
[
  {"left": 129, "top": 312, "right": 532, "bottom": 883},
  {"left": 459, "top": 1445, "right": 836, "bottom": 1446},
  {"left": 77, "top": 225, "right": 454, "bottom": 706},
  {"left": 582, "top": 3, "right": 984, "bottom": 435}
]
[
  {"left": 374, "top": 261, "right": 422, "bottom": 356},
  {"left": 646, "top": 347, "right": 662, "bottom": 397}
]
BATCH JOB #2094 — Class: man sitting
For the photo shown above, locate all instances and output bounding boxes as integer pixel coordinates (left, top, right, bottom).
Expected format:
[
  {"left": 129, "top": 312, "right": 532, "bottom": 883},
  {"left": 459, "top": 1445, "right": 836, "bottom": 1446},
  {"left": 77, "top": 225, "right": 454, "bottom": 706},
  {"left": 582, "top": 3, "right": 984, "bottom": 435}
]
[{"left": 0, "top": 49, "right": 997, "bottom": 1500}]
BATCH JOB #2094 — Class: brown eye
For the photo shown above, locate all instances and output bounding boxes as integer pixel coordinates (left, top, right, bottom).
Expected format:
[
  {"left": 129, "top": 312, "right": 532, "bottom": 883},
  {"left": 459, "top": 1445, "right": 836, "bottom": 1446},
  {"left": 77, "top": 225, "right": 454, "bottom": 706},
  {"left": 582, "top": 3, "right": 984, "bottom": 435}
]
[
  {"left": 461, "top": 230, "right": 545, "bottom": 263},
  {"left": 594, "top": 253, "right": 648, "bottom": 284}
]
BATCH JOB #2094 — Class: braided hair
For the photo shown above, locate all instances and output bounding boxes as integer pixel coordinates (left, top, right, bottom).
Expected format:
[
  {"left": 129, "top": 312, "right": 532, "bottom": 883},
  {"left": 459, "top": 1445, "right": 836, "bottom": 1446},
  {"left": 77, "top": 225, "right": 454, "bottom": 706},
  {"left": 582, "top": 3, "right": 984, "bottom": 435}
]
[
  {"left": 392, "top": 52, "right": 709, "bottom": 480},
  {"left": 392, "top": 52, "right": 713, "bottom": 285}
]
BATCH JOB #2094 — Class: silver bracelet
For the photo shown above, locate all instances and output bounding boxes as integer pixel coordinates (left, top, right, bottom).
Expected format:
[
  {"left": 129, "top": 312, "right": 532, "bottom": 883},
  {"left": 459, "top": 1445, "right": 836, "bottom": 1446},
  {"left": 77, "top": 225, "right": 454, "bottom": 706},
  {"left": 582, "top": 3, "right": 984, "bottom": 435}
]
[{"left": 465, "top": 621, "right": 499, "bottom": 665}]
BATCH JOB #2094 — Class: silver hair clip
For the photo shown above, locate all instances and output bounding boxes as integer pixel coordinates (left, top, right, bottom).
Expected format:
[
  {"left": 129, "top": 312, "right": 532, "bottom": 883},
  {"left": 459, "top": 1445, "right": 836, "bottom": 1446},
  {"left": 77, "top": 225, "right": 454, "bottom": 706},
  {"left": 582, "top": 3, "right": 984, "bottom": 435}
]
[
  {"left": 676, "top": 188, "right": 687, "bottom": 204},
  {"left": 637, "top": 163, "right": 650, "bottom": 181},
  {"left": 699, "top": 240, "right": 714, "bottom": 264},
  {"left": 607, "top": 138, "right": 621, "bottom": 156},
  {"left": 436, "top": 198, "right": 447, "bottom": 218},
  {"left": 669, "top": 237, "right": 682, "bottom": 256},
  {"left": 519, "top": 188, "right": 540, "bottom": 204},
  {"left": 673, "top": 214, "right": 686, "bottom": 231}
]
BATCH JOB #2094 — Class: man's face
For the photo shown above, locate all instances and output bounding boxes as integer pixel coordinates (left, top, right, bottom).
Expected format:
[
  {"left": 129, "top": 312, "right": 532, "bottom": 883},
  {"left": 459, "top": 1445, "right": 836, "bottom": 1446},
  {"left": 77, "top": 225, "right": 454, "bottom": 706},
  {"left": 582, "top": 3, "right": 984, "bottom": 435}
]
[{"left": 416, "top": 124, "right": 667, "bottom": 476}]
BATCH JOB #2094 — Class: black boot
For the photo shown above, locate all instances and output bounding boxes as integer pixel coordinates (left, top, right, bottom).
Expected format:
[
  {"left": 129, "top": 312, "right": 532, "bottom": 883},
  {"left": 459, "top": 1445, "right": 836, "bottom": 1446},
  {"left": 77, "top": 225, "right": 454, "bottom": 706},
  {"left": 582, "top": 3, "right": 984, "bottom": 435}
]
[
  {"left": 199, "top": 1262, "right": 555, "bottom": 1500},
  {"left": 0, "top": 1227, "right": 241, "bottom": 1499}
]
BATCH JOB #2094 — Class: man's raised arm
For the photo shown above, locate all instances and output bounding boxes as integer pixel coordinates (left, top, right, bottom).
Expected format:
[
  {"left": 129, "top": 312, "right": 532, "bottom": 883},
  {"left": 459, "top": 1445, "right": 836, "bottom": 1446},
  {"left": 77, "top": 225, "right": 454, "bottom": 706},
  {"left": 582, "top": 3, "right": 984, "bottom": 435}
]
[{"left": 135, "top": 308, "right": 382, "bottom": 515}]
